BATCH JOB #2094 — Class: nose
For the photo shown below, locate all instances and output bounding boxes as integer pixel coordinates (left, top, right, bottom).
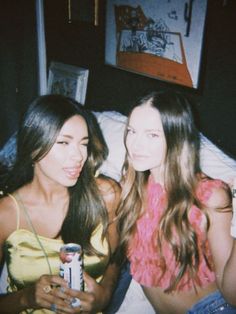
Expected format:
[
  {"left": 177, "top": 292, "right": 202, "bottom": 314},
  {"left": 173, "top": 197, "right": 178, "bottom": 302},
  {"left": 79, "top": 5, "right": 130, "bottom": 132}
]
[
  {"left": 131, "top": 134, "right": 145, "bottom": 151},
  {"left": 70, "top": 144, "right": 84, "bottom": 162}
]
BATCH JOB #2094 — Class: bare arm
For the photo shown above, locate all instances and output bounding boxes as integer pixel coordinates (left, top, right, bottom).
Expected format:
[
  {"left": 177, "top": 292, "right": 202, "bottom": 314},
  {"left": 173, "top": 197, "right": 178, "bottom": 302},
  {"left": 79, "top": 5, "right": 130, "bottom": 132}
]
[
  {"left": 206, "top": 183, "right": 236, "bottom": 305},
  {"left": 0, "top": 196, "right": 73, "bottom": 313},
  {"left": 73, "top": 176, "right": 121, "bottom": 313},
  {"left": 96, "top": 176, "right": 121, "bottom": 304},
  {"left": 0, "top": 179, "right": 122, "bottom": 313},
  {"left": 221, "top": 179, "right": 236, "bottom": 305},
  {"left": 98, "top": 176, "right": 121, "bottom": 300},
  {"left": 222, "top": 241, "right": 236, "bottom": 306},
  {"left": 0, "top": 196, "right": 29, "bottom": 313},
  {"left": 98, "top": 176, "right": 121, "bottom": 252}
]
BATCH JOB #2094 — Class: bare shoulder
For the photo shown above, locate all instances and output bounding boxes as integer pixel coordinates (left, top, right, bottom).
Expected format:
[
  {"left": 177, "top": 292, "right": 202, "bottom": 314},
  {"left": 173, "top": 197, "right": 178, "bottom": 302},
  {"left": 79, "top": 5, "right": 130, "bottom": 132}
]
[
  {"left": 96, "top": 175, "right": 121, "bottom": 214},
  {"left": 0, "top": 194, "right": 18, "bottom": 238},
  {"left": 205, "top": 182, "right": 233, "bottom": 276},
  {"left": 204, "top": 182, "right": 231, "bottom": 211},
  {"left": 0, "top": 195, "right": 15, "bottom": 216},
  {"left": 96, "top": 175, "right": 121, "bottom": 197}
]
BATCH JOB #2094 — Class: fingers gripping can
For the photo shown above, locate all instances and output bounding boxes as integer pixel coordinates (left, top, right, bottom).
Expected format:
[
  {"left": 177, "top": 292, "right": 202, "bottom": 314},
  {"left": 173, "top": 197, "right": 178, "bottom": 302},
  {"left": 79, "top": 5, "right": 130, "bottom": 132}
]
[{"left": 59, "top": 243, "right": 84, "bottom": 306}]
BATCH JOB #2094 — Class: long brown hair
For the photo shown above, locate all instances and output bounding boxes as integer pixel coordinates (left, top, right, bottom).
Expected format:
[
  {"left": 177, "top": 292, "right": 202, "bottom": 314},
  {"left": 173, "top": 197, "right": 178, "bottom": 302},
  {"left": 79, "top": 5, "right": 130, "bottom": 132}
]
[{"left": 116, "top": 90, "right": 209, "bottom": 291}]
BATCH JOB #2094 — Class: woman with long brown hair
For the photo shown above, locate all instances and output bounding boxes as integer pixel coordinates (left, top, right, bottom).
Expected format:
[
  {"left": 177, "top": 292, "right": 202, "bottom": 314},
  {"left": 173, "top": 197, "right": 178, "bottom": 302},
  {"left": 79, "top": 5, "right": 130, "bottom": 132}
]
[{"left": 116, "top": 90, "right": 236, "bottom": 313}]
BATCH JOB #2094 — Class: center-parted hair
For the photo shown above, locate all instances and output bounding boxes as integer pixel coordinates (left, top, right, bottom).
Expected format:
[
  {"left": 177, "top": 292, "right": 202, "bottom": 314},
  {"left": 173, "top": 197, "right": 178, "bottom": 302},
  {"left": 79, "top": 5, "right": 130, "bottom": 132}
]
[
  {"left": 116, "top": 90, "right": 208, "bottom": 291},
  {"left": 2, "top": 94, "right": 109, "bottom": 256}
]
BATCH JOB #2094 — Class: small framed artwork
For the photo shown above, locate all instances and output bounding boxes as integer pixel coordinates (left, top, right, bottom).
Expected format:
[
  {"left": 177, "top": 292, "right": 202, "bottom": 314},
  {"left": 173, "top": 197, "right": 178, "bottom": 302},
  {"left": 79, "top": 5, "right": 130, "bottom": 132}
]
[
  {"left": 47, "top": 61, "right": 89, "bottom": 105},
  {"left": 105, "top": 0, "right": 208, "bottom": 89},
  {"left": 68, "top": 0, "right": 99, "bottom": 26}
]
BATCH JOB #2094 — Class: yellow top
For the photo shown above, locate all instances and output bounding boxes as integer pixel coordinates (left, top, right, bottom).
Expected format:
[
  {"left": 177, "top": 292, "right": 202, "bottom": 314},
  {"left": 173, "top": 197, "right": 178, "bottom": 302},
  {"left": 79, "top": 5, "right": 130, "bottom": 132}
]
[{"left": 4, "top": 194, "right": 109, "bottom": 314}]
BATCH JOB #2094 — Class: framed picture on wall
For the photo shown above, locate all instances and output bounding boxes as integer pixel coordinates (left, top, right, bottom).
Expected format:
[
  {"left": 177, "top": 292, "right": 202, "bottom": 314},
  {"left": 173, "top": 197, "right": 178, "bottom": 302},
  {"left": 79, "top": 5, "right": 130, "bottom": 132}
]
[
  {"left": 105, "top": 0, "right": 208, "bottom": 89},
  {"left": 47, "top": 61, "right": 89, "bottom": 105},
  {"left": 68, "top": 0, "right": 99, "bottom": 26}
]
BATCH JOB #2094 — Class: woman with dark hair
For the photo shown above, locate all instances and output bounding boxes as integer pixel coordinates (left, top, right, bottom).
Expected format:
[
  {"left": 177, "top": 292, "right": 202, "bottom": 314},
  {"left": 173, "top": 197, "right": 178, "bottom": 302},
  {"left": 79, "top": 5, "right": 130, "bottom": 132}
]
[
  {"left": 116, "top": 90, "right": 236, "bottom": 313},
  {"left": 0, "top": 95, "right": 121, "bottom": 313}
]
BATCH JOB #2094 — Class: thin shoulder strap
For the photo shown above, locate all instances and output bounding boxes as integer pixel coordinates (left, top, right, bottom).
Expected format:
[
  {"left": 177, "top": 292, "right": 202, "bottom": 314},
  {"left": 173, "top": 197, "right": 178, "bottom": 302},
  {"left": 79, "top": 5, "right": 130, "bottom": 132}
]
[
  {"left": 13, "top": 192, "right": 53, "bottom": 275},
  {"left": 8, "top": 193, "right": 21, "bottom": 230},
  {"left": 13, "top": 192, "right": 36, "bottom": 234}
]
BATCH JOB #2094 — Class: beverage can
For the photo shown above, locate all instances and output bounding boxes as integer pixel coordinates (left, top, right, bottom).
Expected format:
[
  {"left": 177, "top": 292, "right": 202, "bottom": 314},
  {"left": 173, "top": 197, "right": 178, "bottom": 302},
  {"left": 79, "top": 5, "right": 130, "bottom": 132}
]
[{"left": 59, "top": 243, "right": 84, "bottom": 293}]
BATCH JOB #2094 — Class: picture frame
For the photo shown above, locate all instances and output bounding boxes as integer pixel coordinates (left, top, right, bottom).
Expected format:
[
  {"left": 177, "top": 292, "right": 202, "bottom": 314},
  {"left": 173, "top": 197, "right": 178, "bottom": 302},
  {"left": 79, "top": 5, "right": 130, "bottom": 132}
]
[
  {"left": 68, "top": 0, "right": 99, "bottom": 26},
  {"left": 47, "top": 61, "right": 89, "bottom": 105},
  {"left": 105, "top": 0, "right": 208, "bottom": 89}
]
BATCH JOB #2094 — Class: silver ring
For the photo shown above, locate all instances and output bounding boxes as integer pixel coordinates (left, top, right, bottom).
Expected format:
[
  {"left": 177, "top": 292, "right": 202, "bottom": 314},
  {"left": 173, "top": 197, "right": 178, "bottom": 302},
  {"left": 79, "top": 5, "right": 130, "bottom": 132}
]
[
  {"left": 43, "top": 285, "right": 52, "bottom": 294},
  {"left": 50, "top": 303, "right": 57, "bottom": 312},
  {"left": 71, "top": 297, "right": 81, "bottom": 308}
]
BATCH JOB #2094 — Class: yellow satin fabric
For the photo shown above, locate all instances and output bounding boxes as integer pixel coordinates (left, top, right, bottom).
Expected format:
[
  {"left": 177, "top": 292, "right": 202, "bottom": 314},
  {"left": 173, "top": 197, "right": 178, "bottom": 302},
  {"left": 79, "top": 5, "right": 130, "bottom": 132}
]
[{"left": 4, "top": 194, "right": 109, "bottom": 314}]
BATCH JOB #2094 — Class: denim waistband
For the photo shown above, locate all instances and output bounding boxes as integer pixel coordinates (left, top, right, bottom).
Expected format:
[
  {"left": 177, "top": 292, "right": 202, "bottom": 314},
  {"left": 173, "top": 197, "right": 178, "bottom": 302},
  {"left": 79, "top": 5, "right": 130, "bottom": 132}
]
[{"left": 187, "top": 290, "right": 236, "bottom": 314}]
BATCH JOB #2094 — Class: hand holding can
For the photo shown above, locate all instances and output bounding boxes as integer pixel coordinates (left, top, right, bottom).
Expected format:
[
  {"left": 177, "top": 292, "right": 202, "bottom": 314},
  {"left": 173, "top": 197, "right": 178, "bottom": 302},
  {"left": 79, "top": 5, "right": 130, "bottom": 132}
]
[{"left": 59, "top": 243, "right": 84, "bottom": 307}]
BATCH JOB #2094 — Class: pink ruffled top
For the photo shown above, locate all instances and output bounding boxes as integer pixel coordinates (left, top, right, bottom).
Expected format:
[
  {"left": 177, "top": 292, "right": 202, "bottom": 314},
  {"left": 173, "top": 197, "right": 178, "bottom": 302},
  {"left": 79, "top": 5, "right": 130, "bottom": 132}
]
[{"left": 128, "top": 177, "right": 225, "bottom": 292}]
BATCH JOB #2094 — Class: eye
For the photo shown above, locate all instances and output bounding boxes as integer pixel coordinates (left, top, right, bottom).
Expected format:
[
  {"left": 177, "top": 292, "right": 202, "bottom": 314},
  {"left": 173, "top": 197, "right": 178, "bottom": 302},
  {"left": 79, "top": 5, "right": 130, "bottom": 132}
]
[
  {"left": 127, "top": 127, "right": 135, "bottom": 134},
  {"left": 147, "top": 133, "right": 159, "bottom": 138},
  {"left": 81, "top": 140, "right": 89, "bottom": 147},
  {"left": 56, "top": 141, "right": 69, "bottom": 145}
]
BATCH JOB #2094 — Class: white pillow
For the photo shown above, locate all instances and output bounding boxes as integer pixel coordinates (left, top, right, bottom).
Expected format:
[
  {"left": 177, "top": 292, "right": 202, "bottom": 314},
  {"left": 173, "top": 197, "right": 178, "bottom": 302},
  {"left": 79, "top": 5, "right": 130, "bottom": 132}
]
[
  {"left": 1, "top": 110, "right": 235, "bottom": 184},
  {"left": 200, "top": 134, "right": 236, "bottom": 183},
  {"left": 94, "top": 111, "right": 236, "bottom": 184},
  {"left": 93, "top": 111, "right": 127, "bottom": 182}
]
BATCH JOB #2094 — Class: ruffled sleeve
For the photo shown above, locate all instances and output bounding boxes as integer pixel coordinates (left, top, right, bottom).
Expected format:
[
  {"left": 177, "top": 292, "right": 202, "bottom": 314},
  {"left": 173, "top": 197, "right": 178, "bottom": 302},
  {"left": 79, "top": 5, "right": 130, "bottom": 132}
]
[{"left": 196, "top": 178, "right": 227, "bottom": 204}]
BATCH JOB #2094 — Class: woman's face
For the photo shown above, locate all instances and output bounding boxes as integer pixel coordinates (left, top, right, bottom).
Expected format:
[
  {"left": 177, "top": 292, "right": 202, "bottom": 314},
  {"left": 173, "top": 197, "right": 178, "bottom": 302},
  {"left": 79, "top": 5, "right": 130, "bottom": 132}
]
[
  {"left": 125, "top": 104, "right": 167, "bottom": 181},
  {"left": 35, "top": 115, "right": 89, "bottom": 187}
]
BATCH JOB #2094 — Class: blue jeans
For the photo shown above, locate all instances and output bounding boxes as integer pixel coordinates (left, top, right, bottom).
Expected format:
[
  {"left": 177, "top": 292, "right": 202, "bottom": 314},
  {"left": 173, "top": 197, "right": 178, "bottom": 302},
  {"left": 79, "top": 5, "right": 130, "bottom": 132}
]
[
  {"left": 103, "top": 261, "right": 132, "bottom": 314},
  {"left": 187, "top": 290, "right": 236, "bottom": 314}
]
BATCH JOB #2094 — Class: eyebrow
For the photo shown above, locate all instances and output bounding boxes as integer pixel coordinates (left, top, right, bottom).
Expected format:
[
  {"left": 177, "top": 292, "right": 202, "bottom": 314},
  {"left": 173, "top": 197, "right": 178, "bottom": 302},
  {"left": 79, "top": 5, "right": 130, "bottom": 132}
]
[
  {"left": 145, "top": 129, "right": 162, "bottom": 133},
  {"left": 128, "top": 125, "right": 162, "bottom": 133},
  {"left": 58, "top": 134, "right": 89, "bottom": 140}
]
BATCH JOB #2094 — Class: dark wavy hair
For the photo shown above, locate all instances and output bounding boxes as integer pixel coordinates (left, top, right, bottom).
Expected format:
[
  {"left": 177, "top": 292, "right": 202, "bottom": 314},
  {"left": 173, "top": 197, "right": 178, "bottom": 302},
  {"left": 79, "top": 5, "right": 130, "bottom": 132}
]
[{"left": 2, "top": 94, "right": 109, "bottom": 256}]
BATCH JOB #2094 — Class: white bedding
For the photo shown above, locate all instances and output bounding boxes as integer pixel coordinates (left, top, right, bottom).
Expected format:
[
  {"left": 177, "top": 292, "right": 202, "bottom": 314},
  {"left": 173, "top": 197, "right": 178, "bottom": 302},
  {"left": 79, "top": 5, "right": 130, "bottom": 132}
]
[
  {"left": 1, "top": 110, "right": 236, "bottom": 183},
  {"left": 94, "top": 110, "right": 236, "bottom": 184}
]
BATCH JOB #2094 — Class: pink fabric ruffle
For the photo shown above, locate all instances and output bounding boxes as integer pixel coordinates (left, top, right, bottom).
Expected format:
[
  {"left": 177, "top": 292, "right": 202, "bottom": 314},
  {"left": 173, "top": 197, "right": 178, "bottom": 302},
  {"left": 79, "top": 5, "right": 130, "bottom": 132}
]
[{"left": 128, "top": 177, "right": 225, "bottom": 291}]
